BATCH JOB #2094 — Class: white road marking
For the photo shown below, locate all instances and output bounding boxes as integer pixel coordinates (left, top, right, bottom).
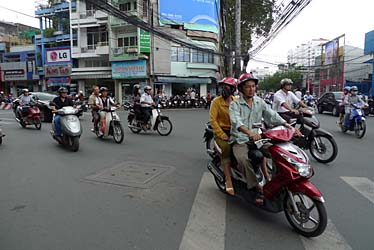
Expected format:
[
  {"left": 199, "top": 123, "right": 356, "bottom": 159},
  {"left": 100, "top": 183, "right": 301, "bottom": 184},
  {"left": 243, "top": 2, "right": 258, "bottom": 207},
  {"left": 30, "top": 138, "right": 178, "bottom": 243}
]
[
  {"left": 341, "top": 176, "right": 374, "bottom": 204},
  {"left": 300, "top": 219, "right": 353, "bottom": 250},
  {"left": 178, "top": 172, "right": 226, "bottom": 250}
]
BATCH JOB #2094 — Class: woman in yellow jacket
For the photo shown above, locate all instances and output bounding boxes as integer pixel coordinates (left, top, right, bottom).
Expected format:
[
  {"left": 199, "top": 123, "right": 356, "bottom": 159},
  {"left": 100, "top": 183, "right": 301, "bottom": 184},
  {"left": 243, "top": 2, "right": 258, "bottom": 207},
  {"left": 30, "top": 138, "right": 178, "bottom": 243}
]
[{"left": 209, "top": 77, "right": 237, "bottom": 195}]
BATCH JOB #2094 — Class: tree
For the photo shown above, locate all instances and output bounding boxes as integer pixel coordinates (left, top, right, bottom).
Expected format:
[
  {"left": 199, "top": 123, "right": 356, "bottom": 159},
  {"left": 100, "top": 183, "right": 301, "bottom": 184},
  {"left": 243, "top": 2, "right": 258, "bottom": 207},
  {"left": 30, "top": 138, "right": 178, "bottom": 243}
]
[
  {"left": 260, "top": 70, "right": 302, "bottom": 91},
  {"left": 222, "top": 0, "right": 276, "bottom": 76}
]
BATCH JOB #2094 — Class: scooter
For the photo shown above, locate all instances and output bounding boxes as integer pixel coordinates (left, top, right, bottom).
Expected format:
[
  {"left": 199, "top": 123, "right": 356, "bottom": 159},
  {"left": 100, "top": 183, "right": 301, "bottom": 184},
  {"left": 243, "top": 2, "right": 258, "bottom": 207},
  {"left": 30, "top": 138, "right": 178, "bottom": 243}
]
[
  {"left": 206, "top": 124, "right": 327, "bottom": 237},
  {"left": 0, "top": 128, "right": 4, "bottom": 145},
  {"left": 94, "top": 107, "right": 124, "bottom": 143},
  {"left": 50, "top": 106, "right": 82, "bottom": 152},
  {"left": 292, "top": 108, "right": 338, "bottom": 163},
  {"left": 125, "top": 103, "right": 173, "bottom": 136},
  {"left": 341, "top": 103, "right": 367, "bottom": 139},
  {"left": 15, "top": 102, "right": 42, "bottom": 130}
]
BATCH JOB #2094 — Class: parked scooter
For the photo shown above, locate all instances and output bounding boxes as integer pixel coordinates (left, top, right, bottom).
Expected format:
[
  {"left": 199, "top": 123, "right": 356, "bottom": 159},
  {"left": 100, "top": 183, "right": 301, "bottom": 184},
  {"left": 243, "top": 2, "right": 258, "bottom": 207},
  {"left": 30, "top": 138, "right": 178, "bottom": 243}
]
[
  {"left": 125, "top": 103, "right": 173, "bottom": 136},
  {"left": 292, "top": 108, "right": 338, "bottom": 163},
  {"left": 341, "top": 103, "right": 367, "bottom": 138},
  {"left": 94, "top": 107, "right": 124, "bottom": 143},
  {"left": 15, "top": 102, "right": 42, "bottom": 130},
  {"left": 206, "top": 124, "right": 327, "bottom": 237},
  {"left": 50, "top": 106, "right": 82, "bottom": 152},
  {"left": 0, "top": 128, "right": 4, "bottom": 145}
]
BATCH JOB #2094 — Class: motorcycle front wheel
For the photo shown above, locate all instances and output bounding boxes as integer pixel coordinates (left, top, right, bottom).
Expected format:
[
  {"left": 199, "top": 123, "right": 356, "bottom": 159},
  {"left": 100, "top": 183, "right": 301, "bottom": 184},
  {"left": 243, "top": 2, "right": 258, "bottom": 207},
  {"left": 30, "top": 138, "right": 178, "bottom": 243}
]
[
  {"left": 354, "top": 120, "right": 366, "bottom": 139},
  {"left": 34, "top": 118, "right": 42, "bottom": 130},
  {"left": 309, "top": 134, "right": 338, "bottom": 163},
  {"left": 113, "top": 123, "right": 124, "bottom": 144},
  {"left": 156, "top": 119, "right": 173, "bottom": 136},
  {"left": 69, "top": 136, "right": 80, "bottom": 152},
  {"left": 284, "top": 191, "right": 327, "bottom": 237}
]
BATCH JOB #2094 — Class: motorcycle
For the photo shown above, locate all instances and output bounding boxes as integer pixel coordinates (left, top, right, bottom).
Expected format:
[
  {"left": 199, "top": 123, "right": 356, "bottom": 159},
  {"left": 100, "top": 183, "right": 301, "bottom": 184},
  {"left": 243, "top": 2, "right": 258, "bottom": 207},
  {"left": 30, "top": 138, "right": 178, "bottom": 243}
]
[
  {"left": 50, "top": 106, "right": 82, "bottom": 152},
  {"left": 341, "top": 103, "right": 367, "bottom": 139},
  {"left": 15, "top": 102, "right": 42, "bottom": 130},
  {"left": 292, "top": 108, "right": 338, "bottom": 163},
  {"left": 205, "top": 124, "right": 327, "bottom": 237},
  {"left": 125, "top": 103, "right": 173, "bottom": 136},
  {"left": 94, "top": 107, "right": 124, "bottom": 143},
  {"left": 0, "top": 128, "right": 4, "bottom": 145}
]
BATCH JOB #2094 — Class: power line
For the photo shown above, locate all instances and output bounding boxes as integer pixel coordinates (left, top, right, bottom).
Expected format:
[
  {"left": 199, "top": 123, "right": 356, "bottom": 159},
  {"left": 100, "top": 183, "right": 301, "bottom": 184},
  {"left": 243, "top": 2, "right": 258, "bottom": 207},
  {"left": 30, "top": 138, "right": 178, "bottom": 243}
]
[{"left": 0, "top": 5, "right": 36, "bottom": 19}]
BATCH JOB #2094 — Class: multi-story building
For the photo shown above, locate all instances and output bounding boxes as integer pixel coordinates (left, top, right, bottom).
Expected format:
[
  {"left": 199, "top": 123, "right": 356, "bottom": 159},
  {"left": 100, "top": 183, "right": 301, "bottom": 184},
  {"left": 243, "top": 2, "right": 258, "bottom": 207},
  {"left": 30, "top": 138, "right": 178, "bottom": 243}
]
[
  {"left": 0, "top": 45, "right": 39, "bottom": 95},
  {"left": 70, "top": 0, "right": 112, "bottom": 96},
  {"left": 34, "top": 0, "right": 75, "bottom": 92},
  {"left": 287, "top": 38, "right": 328, "bottom": 67}
]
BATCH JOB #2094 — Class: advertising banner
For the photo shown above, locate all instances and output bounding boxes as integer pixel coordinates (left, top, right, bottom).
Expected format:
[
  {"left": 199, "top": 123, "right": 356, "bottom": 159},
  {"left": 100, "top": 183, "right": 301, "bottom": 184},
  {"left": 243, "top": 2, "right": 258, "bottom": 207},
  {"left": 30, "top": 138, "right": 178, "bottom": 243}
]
[
  {"left": 139, "top": 29, "right": 151, "bottom": 53},
  {"left": 46, "top": 47, "right": 72, "bottom": 64},
  {"left": 0, "top": 62, "right": 27, "bottom": 81},
  {"left": 324, "top": 40, "right": 339, "bottom": 65},
  {"left": 112, "top": 60, "right": 147, "bottom": 79},
  {"left": 47, "top": 77, "right": 71, "bottom": 87},
  {"left": 364, "top": 30, "right": 374, "bottom": 55},
  {"left": 159, "top": 0, "right": 220, "bottom": 33},
  {"left": 44, "top": 64, "right": 72, "bottom": 77}
]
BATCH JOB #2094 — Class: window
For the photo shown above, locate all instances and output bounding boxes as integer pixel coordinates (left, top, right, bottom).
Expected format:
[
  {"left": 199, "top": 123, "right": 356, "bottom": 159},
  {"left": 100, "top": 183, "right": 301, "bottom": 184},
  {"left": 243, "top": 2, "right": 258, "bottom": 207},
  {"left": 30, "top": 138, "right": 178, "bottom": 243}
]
[
  {"left": 87, "top": 26, "right": 108, "bottom": 49},
  {"left": 117, "top": 36, "right": 138, "bottom": 48},
  {"left": 171, "top": 47, "right": 190, "bottom": 62},
  {"left": 191, "top": 49, "right": 213, "bottom": 63},
  {"left": 119, "top": 2, "right": 132, "bottom": 11},
  {"left": 143, "top": 0, "right": 148, "bottom": 17},
  {"left": 133, "top": 2, "right": 137, "bottom": 10}
]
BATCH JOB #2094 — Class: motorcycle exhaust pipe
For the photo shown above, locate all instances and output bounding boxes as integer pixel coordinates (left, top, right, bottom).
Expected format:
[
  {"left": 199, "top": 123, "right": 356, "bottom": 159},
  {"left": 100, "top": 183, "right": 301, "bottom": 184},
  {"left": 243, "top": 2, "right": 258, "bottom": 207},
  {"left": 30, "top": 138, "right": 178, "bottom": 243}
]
[
  {"left": 207, "top": 162, "right": 225, "bottom": 183},
  {"left": 15, "top": 118, "right": 20, "bottom": 122},
  {"left": 128, "top": 124, "right": 141, "bottom": 129}
]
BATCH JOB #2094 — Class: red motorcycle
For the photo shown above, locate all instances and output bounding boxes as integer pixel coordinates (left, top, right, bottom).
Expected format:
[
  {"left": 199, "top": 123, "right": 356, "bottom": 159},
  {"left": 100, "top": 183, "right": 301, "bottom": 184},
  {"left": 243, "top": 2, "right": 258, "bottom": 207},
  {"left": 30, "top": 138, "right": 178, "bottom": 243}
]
[
  {"left": 15, "top": 103, "right": 42, "bottom": 130},
  {"left": 206, "top": 124, "right": 327, "bottom": 237}
]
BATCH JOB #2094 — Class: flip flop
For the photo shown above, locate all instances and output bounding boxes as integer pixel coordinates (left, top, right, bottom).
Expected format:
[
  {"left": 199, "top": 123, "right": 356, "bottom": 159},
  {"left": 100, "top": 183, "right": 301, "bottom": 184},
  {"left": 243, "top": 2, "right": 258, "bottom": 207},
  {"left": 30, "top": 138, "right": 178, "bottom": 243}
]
[{"left": 255, "top": 192, "right": 264, "bottom": 205}]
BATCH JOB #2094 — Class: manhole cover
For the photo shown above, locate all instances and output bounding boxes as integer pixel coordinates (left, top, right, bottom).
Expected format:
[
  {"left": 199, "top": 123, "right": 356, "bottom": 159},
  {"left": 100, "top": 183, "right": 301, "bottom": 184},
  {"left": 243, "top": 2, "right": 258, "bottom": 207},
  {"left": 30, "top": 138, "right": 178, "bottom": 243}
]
[{"left": 85, "top": 161, "right": 175, "bottom": 188}]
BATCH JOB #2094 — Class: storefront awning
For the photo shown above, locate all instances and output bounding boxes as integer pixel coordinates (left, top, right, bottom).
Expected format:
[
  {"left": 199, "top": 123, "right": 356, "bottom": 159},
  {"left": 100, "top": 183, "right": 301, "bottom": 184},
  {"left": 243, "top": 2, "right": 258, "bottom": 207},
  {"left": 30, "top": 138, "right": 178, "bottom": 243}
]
[
  {"left": 71, "top": 71, "right": 112, "bottom": 80},
  {"left": 156, "top": 76, "right": 213, "bottom": 84}
]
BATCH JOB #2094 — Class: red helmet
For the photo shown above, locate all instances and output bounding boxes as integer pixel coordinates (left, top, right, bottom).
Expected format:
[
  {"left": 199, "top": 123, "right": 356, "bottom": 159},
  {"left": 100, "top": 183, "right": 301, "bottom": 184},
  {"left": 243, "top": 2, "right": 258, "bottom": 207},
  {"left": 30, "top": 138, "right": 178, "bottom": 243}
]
[
  {"left": 238, "top": 73, "right": 258, "bottom": 87},
  {"left": 219, "top": 77, "right": 237, "bottom": 88}
]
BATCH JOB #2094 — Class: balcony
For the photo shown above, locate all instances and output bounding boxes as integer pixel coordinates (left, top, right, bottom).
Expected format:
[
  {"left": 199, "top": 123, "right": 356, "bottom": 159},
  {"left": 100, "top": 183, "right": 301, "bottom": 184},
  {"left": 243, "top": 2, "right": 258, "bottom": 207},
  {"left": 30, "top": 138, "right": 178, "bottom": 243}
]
[
  {"left": 109, "top": 11, "right": 138, "bottom": 28},
  {"left": 110, "top": 46, "right": 147, "bottom": 61},
  {"left": 72, "top": 42, "right": 109, "bottom": 58},
  {"left": 35, "top": 1, "right": 76, "bottom": 16}
]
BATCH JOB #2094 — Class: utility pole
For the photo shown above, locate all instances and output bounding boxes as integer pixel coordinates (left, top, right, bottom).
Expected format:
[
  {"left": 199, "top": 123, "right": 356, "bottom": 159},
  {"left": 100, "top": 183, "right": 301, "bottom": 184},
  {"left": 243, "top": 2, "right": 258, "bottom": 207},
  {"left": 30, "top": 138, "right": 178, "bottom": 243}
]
[{"left": 234, "top": 0, "right": 241, "bottom": 78}]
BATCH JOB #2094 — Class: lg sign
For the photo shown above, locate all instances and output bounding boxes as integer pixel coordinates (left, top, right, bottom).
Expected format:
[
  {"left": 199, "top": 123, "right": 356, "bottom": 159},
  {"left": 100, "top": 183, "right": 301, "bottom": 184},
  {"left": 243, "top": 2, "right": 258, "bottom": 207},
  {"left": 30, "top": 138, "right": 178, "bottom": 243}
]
[{"left": 46, "top": 48, "right": 71, "bottom": 64}]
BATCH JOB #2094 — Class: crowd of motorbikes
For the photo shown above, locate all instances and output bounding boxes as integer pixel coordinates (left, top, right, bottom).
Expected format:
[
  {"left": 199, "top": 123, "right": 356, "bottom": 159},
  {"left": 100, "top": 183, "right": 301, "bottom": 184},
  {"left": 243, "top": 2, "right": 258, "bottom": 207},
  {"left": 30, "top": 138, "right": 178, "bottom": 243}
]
[
  {"left": 157, "top": 95, "right": 210, "bottom": 109},
  {"left": 1, "top": 93, "right": 173, "bottom": 151}
]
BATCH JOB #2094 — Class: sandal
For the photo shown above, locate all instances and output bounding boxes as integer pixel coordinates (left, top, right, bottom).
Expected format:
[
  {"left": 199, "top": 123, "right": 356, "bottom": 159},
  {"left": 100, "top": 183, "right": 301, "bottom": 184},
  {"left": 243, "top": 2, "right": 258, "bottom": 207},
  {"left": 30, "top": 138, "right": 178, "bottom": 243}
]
[
  {"left": 255, "top": 192, "right": 265, "bottom": 205},
  {"left": 225, "top": 182, "right": 235, "bottom": 196}
]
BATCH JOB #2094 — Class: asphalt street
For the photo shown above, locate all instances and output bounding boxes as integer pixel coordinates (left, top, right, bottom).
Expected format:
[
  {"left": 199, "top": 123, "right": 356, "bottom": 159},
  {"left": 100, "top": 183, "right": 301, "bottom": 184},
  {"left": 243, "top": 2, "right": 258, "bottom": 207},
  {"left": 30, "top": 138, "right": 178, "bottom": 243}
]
[{"left": 0, "top": 108, "right": 373, "bottom": 250}]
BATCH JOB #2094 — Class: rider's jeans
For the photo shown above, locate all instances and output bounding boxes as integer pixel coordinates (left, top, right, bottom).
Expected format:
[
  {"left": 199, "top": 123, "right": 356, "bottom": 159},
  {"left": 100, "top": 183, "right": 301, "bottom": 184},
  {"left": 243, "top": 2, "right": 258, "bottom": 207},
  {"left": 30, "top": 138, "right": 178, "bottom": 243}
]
[{"left": 54, "top": 115, "right": 62, "bottom": 136}]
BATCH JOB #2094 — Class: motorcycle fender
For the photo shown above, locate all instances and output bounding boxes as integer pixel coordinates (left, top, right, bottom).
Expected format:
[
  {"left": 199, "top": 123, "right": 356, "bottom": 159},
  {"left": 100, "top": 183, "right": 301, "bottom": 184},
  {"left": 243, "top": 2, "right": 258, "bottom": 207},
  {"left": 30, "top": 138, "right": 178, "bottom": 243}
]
[
  {"left": 288, "top": 179, "right": 325, "bottom": 202},
  {"left": 203, "top": 129, "right": 213, "bottom": 142},
  {"left": 311, "top": 127, "right": 333, "bottom": 138}
]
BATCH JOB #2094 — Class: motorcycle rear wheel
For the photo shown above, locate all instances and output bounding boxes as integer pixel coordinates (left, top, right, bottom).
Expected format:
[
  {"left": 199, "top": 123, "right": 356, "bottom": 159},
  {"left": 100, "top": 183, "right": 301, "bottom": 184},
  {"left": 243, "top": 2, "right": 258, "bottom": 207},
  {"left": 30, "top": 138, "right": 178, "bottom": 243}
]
[
  {"left": 129, "top": 120, "right": 141, "bottom": 134},
  {"left": 309, "top": 135, "right": 338, "bottom": 163},
  {"left": 34, "top": 118, "right": 42, "bottom": 130},
  {"left": 354, "top": 120, "right": 366, "bottom": 139},
  {"left": 113, "top": 123, "right": 124, "bottom": 144},
  {"left": 20, "top": 120, "right": 27, "bottom": 128},
  {"left": 157, "top": 119, "right": 173, "bottom": 136},
  {"left": 284, "top": 192, "right": 327, "bottom": 237}
]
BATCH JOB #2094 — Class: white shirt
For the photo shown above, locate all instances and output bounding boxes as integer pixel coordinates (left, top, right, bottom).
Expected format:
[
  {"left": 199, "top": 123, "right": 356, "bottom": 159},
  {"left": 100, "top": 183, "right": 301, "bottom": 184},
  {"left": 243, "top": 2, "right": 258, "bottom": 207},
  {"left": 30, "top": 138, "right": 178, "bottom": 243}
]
[
  {"left": 19, "top": 95, "right": 33, "bottom": 105},
  {"left": 95, "top": 96, "right": 115, "bottom": 109},
  {"left": 295, "top": 90, "right": 302, "bottom": 100},
  {"left": 190, "top": 91, "right": 196, "bottom": 100},
  {"left": 273, "top": 89, "right": 300, "bottom": 113},
  {"left": 140, "top": 93, "right": 153, "bottom": 107}
]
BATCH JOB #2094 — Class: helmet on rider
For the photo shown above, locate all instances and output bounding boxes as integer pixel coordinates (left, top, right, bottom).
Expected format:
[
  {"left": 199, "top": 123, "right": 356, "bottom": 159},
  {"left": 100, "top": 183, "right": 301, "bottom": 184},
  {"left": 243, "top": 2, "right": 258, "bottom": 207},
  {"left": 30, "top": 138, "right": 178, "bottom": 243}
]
[
  {"left": 22, "top": 88, "right": 29, "bottom": 94},
  {"left": 238, "top": 73, "right": 258, "bottom": 87},
  {"left": 57, "top": 87, "right": 68, "bottom": 94},
  {"left": 350, "top": 86, "right": 358, "bottom": 95},
  {"left": 219, "top": 77, "right": 237, "bottom": 88},
  {"left": 280, "top": 78, "right": 293, "bottom": 89},
  {"left": 219, "top": 77, "right": 237, "bottom": 98},
  {"left": 344, "top": 86, "right": 351, "bottom": 92},
  {"left": 144, "top": 85, "right": 152, "bottom": 91},
  {"left": 99, "top": 87, "right": 108, "bottom": 93}
]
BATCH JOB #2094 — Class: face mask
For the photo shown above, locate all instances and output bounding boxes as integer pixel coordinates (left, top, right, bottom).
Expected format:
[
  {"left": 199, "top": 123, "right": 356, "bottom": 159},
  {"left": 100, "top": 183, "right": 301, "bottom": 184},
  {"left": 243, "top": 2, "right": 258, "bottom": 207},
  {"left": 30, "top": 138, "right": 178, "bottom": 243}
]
[{"left": 222, "top": 88, "right": 232, "bottom": 99}]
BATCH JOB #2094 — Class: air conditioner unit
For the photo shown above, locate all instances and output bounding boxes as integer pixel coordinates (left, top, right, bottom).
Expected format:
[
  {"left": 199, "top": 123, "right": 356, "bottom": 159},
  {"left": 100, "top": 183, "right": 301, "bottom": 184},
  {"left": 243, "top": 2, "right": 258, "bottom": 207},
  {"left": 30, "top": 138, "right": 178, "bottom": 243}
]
[
  {"left": 126, "top": 48, "right": 138, "bottom": 54},
  {"left": 113, "top": 48, "right": 124, "bottom": 55}
]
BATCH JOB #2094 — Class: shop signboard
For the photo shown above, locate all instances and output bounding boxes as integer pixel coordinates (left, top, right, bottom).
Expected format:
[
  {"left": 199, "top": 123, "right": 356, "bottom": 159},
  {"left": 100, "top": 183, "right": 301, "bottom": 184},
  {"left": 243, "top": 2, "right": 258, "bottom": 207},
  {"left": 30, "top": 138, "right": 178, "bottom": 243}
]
[
  {"left": 46, "top": 47, "right": 72, "bottom": 64},
  {"left": 112, "top": 60, "right": 147, "bottom": 79},
  {"left": 139, "top": 29, "right": 151, "bottom": 53},
  {"left": 0, "top": 61, "right": 27, "bottom": 81},
  {"left": 44, "top": 64, "right": 72, "bottom": 77},
  {"left": 47, "top": 77, "right": 71, "bottom": 87}
]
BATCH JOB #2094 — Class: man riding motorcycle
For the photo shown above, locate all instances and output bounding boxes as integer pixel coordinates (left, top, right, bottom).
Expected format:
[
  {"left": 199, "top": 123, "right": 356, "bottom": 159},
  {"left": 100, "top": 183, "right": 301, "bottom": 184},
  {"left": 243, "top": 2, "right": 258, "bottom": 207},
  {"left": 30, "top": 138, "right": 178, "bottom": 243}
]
[
  {"left": 16, "top": 89, "right": 34, "bottom": 119},
  {"left": 96, "top": 87, "right": 119, "bottom": 136},
  {"left": 209, "top": 77, "right": 237, "bottom": 195},
  {"left": 89, "top": 85, "right": 100, "bottom": 132},
  {"left": 50, "top": 87, "right": 75, "bottom": 138},
  {"left": 229, "top": 73, "right": 293, "bottom": 205},
  {"left": 273, "top": 78, "right": 308, "bottom": 123},
  {"left": 140, "top": 85, "right": 155, "bottom": 127},
  {"left": 343, "top": 86, "right": 368, "bottom": 126}
]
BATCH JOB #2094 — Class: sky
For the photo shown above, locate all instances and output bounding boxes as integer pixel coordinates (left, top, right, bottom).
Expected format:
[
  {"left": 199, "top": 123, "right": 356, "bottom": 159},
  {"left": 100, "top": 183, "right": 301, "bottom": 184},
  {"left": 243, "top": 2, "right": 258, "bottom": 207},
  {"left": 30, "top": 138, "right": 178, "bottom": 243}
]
[{"left": 0, "top": 0, "right": 374, "bottom": 70}]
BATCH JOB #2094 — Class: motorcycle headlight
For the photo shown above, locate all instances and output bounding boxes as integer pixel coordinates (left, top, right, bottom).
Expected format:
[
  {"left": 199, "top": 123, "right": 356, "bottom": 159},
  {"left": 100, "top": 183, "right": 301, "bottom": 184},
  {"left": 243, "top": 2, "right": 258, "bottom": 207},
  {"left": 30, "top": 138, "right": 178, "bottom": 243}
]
[{"left": 280, "top": 153, "right": 312, "bottom": 177}]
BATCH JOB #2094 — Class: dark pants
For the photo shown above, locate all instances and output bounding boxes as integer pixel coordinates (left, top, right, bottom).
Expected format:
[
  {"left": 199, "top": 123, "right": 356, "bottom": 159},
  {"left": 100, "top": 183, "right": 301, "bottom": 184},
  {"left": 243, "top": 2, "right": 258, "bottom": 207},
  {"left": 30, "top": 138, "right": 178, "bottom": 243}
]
[
  {"left": 142, "top": 107, "right": 152, "bottom": 123},
  {"left": 91, "top": 110, "right": 99, "bottom": 131},
  {"left": 278, "top": 112, "right": 299, "bottom": 123}
]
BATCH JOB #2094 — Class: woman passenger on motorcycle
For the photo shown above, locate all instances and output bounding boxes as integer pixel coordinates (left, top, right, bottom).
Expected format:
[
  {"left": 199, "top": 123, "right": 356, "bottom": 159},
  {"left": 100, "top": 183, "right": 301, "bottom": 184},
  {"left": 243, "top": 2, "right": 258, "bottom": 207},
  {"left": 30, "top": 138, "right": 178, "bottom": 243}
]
[
  {"left": 229, "top": 73, "right": 290, "bottom": 205},
  {"left": 96, "top": 87, "right": 118, "bottom": 111},
  {"left": 209, "top": 77, "right": 238, "bottom": 195},
  {"left": 337, "top": 86, "right": 350, "bottom": 127}
]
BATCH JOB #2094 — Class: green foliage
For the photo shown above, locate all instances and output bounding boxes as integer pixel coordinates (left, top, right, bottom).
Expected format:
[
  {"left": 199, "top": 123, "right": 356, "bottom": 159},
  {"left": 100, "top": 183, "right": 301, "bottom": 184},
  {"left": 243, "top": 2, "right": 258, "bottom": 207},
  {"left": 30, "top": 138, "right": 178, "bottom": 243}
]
[
  {"left": 44, "top": 28, "right": 56, "bottom": 38},
  {"left": 260, "top": 70, "right": 303, "bottom": 91}
]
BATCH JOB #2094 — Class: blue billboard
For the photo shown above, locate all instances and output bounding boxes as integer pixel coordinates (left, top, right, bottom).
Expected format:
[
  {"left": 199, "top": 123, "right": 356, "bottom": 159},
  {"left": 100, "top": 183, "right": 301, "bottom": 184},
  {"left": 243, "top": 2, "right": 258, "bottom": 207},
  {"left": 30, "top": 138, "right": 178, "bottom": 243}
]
[
  {"left": 364, "top": 30, "right": 374, "bottom": 55},
  {"left": 159, "top": 0, "right": 220, "bottom": 33},
  {"left": 112, "top": 60, "right": 147, "bottom": 79}
]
